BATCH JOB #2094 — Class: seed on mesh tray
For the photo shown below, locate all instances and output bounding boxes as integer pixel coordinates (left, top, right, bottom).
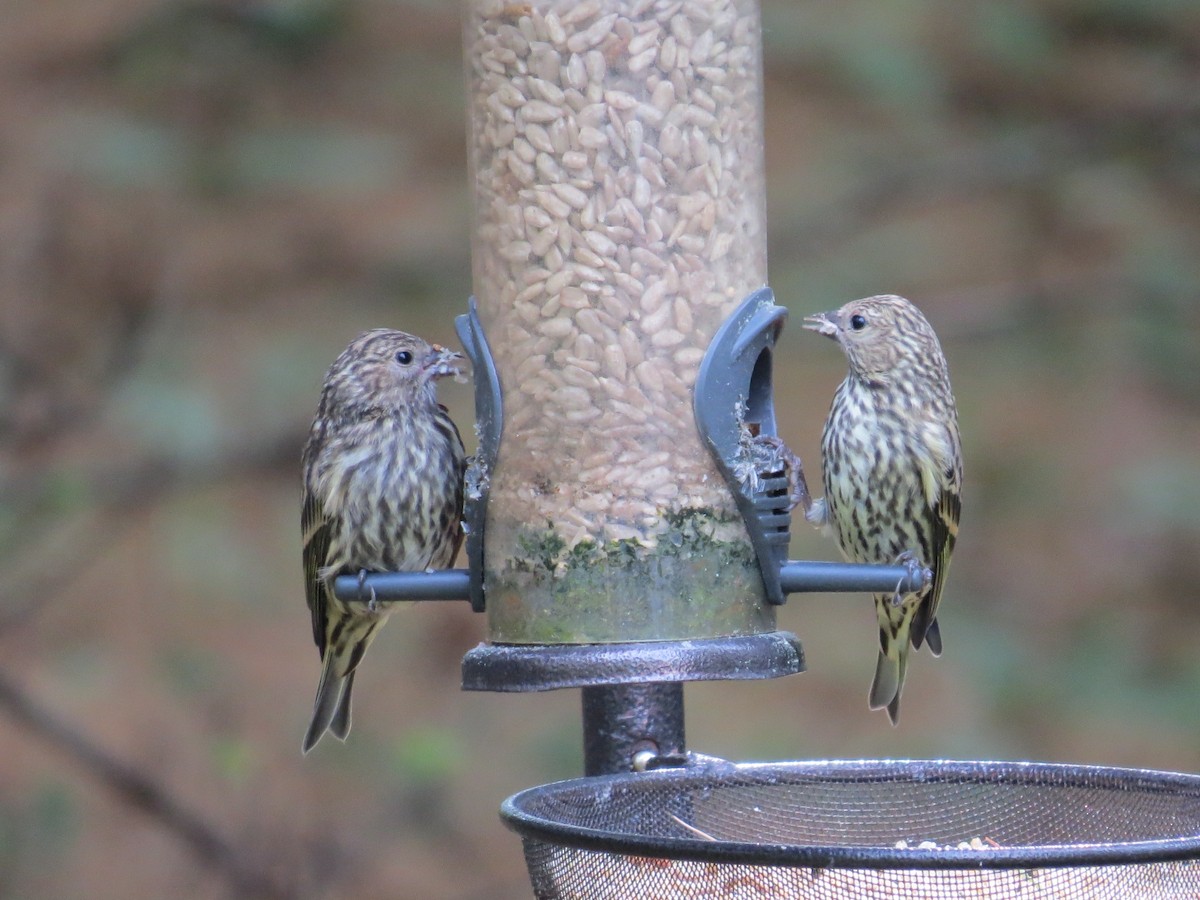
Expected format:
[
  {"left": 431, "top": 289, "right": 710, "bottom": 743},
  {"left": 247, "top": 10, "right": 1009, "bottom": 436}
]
[{"left": 894, "top": 837, "right": 998, "bottom": 851}]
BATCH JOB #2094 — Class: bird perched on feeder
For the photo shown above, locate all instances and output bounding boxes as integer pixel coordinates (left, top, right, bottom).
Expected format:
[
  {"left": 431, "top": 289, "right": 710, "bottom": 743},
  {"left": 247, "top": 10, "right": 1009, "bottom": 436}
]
[
  {"left": 301, "top": 329, "right": 467, "bottom": 753},
  {"left": 802, "top": 295, "right": 961, "bottom": 725}
]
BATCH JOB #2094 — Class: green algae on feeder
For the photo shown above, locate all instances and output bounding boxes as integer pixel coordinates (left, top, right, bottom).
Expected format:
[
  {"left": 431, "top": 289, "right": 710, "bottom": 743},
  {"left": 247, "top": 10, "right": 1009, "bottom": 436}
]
[{"left": 485, "top": 507, "right": 773, "bottom": 644}]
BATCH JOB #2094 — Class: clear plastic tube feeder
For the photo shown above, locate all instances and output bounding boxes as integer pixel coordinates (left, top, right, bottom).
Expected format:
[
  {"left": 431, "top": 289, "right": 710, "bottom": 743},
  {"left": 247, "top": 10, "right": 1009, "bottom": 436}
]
[{"left": 464, "top": 0, "right": 771, "bottom": 643}]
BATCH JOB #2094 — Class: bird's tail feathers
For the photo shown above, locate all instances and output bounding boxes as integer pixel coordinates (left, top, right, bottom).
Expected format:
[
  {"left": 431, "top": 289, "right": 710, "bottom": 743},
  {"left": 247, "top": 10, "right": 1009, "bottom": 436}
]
[
  {"left": 870, "top": 606, "right": 915, "bottom": 726},
  {"left": 302, "top": 654, "right": 351, "bottom": 754},
  {"left": 330, "top": 669, "right": 355, "bottom": 741},
  {"left": 921, "top": 618, "right": 943, "bottom": 657},
  {"left": 303, "top": 615, "right": 384, "bottom": 753},
  {"left": 869, "top": 650, "right": 900, "bottom": 720}
]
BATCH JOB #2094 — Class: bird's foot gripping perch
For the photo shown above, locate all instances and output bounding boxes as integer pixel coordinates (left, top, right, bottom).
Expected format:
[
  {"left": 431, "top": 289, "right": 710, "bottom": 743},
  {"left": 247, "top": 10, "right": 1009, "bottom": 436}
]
[
  {"left": 891, "top": 551, "right": 931, "bottom": 606},
  {"left": 356, "top": 569, "right": 380, "bottom": 612},
  {"left": 740, "top": 433, "right": 811, "bottom": 515}
]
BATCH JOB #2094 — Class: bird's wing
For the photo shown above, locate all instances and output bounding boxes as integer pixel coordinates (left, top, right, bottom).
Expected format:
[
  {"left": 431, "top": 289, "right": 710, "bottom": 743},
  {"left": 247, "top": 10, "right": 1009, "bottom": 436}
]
[
  {"left": 912, "top": 421, "right": 962, "bottom": 649},
  {"left": 302, "top": 485, "right": 333, "bottom": 656},
  {"left": 924, "top": 480, "right": 960, "bottom": 626}
]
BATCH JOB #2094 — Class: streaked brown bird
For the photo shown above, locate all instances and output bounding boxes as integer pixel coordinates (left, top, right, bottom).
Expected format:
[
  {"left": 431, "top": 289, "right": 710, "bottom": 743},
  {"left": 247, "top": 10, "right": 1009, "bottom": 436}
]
[
  {"left": 301, "top": 329, "right": 466, "bottom": 753},
  {"left": 803, "top": 295, "right": 961, "bottom": 725}
]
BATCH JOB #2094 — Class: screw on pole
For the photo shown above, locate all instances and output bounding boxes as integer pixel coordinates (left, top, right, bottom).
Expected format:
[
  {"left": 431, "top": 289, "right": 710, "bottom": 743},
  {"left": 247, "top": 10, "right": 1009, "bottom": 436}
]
[{"left": 581, "top": 683, "right": 686, "bottom": 777}]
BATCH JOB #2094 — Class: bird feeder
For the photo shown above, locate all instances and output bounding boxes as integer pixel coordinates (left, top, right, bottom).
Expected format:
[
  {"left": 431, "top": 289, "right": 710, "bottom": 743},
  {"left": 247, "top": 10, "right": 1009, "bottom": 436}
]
[
  {"left": 463, "top": 0, "right": 774, "bottom": 646},
  {"left": 329, "top": 0, "right": 1200, "bottom": 896}
]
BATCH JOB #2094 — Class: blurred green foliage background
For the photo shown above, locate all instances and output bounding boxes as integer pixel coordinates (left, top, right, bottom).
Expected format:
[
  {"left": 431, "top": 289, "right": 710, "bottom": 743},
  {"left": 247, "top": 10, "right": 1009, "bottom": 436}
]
[{"left": 1, "top": 0, "right": 1198, "bottom": 896}]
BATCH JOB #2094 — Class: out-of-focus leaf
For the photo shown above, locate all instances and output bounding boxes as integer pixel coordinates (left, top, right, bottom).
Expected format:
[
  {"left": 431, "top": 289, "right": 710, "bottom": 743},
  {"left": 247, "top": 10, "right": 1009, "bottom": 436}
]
[
  {"left": 390, "top": 726, "right": 464, "bottom": 783},
  {"left": 45, "top": 114, "right": 188, "bottom": 189},
  {"left": 211, "top": 737, "right": 258, "bottom": 783},
  {"left": 114, "top": 0, "right": 347, "bottom": 74},
  {"left": 1121, "top": 458, "right": 1200, "bottom": 531},
  {"left": 229, "top": 128, "right": 410, "bottom": 194},
  {"left": 110, "top": 379, "right": 223, "bottom": 461},
  {"left": 161, "top": 495, "right": 271, "bottom": 604},
  {"left": 29, "top": 781, "right": 79, "bottom": 857},
  {"left": 971, "top": 4, "right": 1058, "bottom": 76},
  {"left": 160, "top": 646, "right": 222, "bottom": 699},
  {"left": 766, "top": 0, "right": 946, "bottom": 116}
]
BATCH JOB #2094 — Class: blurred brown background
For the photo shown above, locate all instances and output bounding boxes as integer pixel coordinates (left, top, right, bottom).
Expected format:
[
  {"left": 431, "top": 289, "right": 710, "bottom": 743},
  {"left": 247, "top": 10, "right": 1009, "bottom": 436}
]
[{"left": 2, "top": 0, "right": 1198, "bottom": 897}]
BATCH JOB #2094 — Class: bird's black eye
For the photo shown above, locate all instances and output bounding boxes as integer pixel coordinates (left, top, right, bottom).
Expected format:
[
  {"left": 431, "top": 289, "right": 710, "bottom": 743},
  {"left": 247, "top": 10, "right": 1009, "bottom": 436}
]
[
  {"left": 395, "top": 350, "right": 414, "bottom": 365},
  {"left": 850, "top": 314, "right": 867, "bottom": 331}
]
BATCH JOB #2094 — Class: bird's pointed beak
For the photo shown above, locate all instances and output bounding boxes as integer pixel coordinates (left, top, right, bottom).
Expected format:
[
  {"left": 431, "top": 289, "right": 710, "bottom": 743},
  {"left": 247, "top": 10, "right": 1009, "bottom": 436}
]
[
  {"left": 423, "top": 345, "right": 469, "bottom": 383},
  {"left": 803, "top": 312, "right": 839, "bottom": 338}
]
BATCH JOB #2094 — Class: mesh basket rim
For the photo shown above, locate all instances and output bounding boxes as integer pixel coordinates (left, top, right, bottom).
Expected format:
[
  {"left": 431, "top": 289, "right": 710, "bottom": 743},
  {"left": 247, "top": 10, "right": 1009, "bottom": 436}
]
[{"left": 500, "top": 758, "right": 1200, "bottom": 870}]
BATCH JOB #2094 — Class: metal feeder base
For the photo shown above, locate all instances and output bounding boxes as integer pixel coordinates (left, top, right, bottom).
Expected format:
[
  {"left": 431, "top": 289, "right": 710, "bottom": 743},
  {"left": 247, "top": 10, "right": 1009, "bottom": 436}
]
[
  {"left": 460, "top": 631, "right": 804, "bottom": 693},
  {"left": 503, "top": 758, "right": 1200, "bottom": 900}
]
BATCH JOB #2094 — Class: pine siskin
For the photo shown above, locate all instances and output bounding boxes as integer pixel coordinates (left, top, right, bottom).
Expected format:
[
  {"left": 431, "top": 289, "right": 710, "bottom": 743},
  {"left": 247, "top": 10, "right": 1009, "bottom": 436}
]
[
  {"left": 301, "top": 329, "right": 467, "bottom": 753},
  {"left": 803, "top": 295, "right": 962, "bottom": 725}
]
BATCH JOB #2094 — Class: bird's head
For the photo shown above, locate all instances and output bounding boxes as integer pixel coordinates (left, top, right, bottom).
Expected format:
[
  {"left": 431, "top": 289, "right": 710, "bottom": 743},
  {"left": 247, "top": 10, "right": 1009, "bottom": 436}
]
[
  {"left": 326, "top": 329, "right": 466, "bottom": 411},
  {"left": 803, "top": 295, "right": 939, "bottom": 386}
]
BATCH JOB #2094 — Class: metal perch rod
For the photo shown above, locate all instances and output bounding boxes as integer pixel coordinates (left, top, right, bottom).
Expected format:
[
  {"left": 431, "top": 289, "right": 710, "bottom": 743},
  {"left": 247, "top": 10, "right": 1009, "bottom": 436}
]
[{"left": 332, "top": 561, "right": 929, "bottom": 605}]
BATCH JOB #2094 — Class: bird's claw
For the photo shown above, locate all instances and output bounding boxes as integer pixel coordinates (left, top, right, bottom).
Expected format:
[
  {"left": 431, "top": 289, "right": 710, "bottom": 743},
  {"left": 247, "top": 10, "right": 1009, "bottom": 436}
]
[
  {"left": 356, "top": 569, "right": 379, "bottom": 611},
  {"left": 781, "top": 443, "right": 813, "bottom": 515},
  {"left": 804, "top": 496, "right": 828, "bottom": 528},
  {"left": 743, "top": 433, "right": 811, "bottom": 514},
  {"left": 891, "top": 551, "right": 928, "bottom": 605}
]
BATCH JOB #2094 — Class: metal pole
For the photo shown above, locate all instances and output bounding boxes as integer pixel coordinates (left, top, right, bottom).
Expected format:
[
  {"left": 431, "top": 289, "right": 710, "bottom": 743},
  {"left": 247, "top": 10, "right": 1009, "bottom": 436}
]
[{"left": 581, "top": 683, "right": 685, "bottom": 777}]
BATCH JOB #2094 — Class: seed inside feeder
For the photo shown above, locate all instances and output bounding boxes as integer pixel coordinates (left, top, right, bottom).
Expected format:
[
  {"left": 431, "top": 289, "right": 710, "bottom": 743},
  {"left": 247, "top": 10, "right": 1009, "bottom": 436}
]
[{"left": 465, "top": 0, "right": 770, "bottom": 642}]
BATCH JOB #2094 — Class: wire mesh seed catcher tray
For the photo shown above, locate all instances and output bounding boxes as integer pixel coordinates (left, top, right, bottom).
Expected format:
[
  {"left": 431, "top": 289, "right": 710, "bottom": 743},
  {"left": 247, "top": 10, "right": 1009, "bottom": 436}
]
[{"left": 503, "top": 759, "right": 1200, "bottom": 899}]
